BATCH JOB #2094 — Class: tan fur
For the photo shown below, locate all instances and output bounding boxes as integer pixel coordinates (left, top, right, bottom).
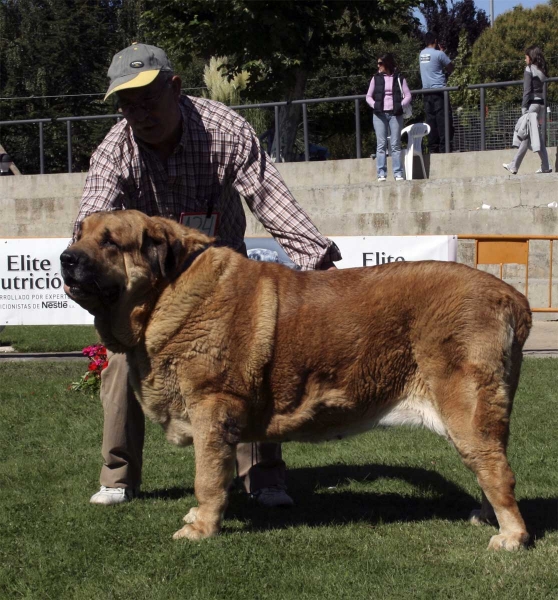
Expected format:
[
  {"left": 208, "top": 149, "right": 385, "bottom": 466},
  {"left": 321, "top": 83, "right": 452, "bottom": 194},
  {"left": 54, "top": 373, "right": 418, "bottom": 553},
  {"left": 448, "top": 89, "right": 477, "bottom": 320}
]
[{"left": 62, "top": 210, "right": 532, "bottom": 549}]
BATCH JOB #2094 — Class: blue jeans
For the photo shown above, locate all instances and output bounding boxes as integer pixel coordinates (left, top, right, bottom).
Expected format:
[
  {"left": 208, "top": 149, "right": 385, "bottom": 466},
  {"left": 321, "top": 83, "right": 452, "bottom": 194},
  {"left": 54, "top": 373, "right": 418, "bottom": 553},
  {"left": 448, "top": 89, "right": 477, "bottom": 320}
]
[{"left": 373, "top": 112, "right": 404, "bottom": 178}]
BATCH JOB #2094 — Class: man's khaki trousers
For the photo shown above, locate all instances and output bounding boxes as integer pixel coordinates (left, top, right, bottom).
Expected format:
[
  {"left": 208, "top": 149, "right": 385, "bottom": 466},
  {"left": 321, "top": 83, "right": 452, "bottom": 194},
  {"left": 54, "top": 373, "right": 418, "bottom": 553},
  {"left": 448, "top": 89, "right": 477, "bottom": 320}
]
[{"left": 100, "top": 352, "right": 286, "bottom": 493}]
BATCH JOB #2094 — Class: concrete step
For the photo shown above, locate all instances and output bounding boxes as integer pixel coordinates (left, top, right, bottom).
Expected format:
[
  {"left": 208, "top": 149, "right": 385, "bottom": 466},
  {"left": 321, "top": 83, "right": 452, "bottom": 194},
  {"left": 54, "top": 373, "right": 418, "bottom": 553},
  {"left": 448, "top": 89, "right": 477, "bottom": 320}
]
[
  {"left": 276, "top": 148, "right": 558, "bottom": 186},
  {"left": 246, "top": 168, "right": 558, "bottom": 238}
]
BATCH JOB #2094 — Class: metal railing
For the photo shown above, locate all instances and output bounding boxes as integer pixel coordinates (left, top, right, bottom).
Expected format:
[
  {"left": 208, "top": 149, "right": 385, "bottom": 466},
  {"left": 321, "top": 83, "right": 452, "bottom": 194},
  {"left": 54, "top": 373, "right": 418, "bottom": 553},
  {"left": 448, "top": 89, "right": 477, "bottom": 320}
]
[{"left": 0, "top": 77, "right": 557, "bottom": 173}]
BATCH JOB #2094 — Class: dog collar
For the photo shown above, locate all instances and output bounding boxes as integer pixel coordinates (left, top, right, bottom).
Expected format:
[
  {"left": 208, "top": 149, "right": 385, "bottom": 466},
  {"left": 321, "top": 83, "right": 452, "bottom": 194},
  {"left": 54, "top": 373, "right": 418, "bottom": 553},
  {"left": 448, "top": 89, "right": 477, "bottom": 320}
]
[{"left": 173, "top": 244, "right": 211, "bottom": 280}]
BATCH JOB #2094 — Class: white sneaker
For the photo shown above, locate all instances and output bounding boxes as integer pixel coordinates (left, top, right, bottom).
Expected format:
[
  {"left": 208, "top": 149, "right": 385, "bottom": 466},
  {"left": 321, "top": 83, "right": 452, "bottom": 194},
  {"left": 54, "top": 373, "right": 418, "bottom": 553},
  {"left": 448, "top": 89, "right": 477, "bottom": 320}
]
[
  {"left": 535, "top": 167, "right": 552, "bottom": 173},
  {"left": 377, "top": 175, "right": 386, "bottom": 182},
  {"left": 502, "top": 163, "right": 517, "bottom": 174},
  {"left": 395, "top": 175, "right": 405, "bottom": 181},
  {"left": 89, "top": 485, "right": 139, "bottom": 506},
  {"left": 251, "top": 486, "right": 295, "bottom": 508}
]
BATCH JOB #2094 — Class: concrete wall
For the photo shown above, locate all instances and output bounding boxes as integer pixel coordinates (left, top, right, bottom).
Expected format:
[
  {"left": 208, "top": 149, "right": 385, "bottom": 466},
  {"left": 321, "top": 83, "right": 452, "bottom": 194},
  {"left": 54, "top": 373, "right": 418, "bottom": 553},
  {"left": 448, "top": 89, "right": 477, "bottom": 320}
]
[
  {"left": 0, "top": 148, "right": 558, "bottom": 318},
  {"left": 1, "top": 149, "right": 556, "bottom": 239},
  {"left": 0, "top": 149, "right": 556, "bottom": 315}
]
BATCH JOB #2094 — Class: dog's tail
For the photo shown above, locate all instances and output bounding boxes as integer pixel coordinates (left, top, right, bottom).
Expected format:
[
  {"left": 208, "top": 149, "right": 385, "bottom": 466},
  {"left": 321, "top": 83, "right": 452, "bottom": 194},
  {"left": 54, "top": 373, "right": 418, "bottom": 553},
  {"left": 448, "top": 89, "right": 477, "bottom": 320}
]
[{"left": 507, "top": 288, "right": 532, "bottom": 350}]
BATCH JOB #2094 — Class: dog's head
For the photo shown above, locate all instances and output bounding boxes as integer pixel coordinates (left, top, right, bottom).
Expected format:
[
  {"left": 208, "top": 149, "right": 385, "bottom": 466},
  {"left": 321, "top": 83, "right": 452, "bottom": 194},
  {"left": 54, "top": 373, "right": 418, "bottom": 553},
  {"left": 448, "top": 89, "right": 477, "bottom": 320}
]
[{"left": 61, "top": 210, "right": 212, "bottom": 348}]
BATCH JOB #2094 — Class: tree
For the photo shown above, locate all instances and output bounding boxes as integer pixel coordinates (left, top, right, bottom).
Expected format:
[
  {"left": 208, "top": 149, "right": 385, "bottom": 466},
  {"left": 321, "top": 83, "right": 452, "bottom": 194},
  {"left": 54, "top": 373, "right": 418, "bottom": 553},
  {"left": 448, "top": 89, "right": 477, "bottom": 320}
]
[
  {"left": 418, "top": 0, "right": 489, "bottom": 58},
  {"left": 0, "top": 0, "right": 144, "bottom": 174},
  {"left": 142, "top": 0, "right": 417, "bottom": 160},
  {"left": 463, "top": 2, "right": 558, "bottom": 105}
]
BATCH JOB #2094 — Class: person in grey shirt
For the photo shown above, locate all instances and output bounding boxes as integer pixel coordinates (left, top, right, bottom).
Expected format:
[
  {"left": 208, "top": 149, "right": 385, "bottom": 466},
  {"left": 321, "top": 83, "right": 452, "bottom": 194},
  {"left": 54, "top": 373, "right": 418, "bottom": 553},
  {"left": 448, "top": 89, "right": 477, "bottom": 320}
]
[
  {"left": 419, "top": 32, "right": 454, "bottom": 153},
  {"left": 503, "top": 45, "right": 552, "bottom": 175}
]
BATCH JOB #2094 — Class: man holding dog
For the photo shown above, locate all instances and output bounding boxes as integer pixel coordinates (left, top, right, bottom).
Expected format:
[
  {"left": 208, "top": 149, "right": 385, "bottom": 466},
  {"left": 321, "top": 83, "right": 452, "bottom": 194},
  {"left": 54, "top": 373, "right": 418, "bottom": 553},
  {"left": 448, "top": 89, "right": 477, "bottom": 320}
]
[{"left": 70, "top": 43, "right": 340, "bottom": 508}]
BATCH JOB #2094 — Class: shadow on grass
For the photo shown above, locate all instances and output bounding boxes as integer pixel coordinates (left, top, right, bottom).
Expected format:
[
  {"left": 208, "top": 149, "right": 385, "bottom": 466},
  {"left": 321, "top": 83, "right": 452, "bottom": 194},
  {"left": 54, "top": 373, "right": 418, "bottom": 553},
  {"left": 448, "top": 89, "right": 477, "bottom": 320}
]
[
  {"left": 518, "top": 497, "right": 558, "bottom": 541},
  {"left": 139, "top": 463, "right": 558, "bottom": 541},
  {"left": 140, "top": 486, "right": 194, "bottom": 501},
  {"left": 225, "top": 463, "right": 479, "bottom": 532}
]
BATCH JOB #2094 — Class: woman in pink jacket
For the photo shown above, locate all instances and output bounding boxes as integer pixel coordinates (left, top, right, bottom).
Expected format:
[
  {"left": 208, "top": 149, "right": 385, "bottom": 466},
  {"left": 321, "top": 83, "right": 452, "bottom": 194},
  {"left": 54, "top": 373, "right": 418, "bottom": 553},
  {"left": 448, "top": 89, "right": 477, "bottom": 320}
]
[{"left": 366, "top": 53, "right": 412, "bottom": 182}]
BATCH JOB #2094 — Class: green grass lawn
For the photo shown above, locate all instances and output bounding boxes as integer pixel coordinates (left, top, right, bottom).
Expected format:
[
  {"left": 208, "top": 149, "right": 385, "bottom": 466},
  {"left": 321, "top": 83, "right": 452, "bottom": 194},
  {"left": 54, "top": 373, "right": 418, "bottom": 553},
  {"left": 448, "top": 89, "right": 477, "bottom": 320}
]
[
  {"left": 0, "top": 359, "right": 557, "bottom": 599},
  {"left": 0, "top": 326, "right": 98, "bottom": 352}
]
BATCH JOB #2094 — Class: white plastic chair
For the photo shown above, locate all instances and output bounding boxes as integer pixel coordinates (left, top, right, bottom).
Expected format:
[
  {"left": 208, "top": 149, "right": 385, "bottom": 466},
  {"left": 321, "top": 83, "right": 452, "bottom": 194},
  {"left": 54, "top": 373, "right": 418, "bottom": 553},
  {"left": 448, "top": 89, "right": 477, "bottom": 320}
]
[{"left": 401, "top": 123, "right": 431, "bottom": 180}]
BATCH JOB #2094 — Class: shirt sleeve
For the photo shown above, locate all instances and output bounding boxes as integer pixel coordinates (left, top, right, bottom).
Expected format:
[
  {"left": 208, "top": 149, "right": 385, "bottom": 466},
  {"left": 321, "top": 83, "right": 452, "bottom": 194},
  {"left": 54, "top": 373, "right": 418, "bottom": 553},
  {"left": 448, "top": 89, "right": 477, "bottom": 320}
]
[
  {"left": 440, "top": 51, "right": 451, "bottom": 67},
  {"left": 231, "top": 122, "right": 342, "bottom": 271},
  {"left": 366, "top": 77, "right": 375, "bottom": 109},
  {"left": 522, "top": 67, "right": 532, "bottom": 110},
  {"left": 401, "top": 78, "right": 412, "bottom": 107},
  {"left": 72, "top": 145, "right": 126, "bottom": 240}
]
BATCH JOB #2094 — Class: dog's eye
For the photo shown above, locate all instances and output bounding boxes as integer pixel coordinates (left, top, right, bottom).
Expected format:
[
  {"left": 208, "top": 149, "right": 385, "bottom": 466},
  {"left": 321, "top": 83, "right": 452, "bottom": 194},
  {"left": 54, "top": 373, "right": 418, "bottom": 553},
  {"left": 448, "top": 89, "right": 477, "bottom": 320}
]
[
  {"left": 100, "top": 229, "right": 120, "bottom": 249},
  {"left": 100, "top": 236, "right": 119, "bottom": 250}
]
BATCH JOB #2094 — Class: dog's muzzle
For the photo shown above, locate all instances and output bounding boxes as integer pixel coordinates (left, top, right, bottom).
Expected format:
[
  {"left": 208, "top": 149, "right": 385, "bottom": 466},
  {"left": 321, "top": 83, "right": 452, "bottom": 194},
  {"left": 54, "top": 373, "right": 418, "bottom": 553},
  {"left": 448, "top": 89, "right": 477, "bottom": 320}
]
[{"left": 60, "top": 248, "right": 107, "bottom": 300}]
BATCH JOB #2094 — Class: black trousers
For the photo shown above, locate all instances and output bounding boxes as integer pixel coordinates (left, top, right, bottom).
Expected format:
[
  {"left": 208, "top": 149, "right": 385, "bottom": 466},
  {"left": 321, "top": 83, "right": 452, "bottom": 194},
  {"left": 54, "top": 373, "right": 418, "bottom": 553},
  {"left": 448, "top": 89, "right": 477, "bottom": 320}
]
[{"left": 424, "top": 92, "right": 454, "bottom": 153}]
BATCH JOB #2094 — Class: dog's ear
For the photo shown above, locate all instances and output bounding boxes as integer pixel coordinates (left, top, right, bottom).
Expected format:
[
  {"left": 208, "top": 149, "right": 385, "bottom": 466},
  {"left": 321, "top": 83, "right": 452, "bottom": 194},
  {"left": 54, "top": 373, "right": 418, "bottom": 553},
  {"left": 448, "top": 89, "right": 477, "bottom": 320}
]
[
  {"left": 142, "top": 218, "right": 213, "bottom": 280},
  {"left": 141, "top": 228, "right": 168, "bottom": 279}
]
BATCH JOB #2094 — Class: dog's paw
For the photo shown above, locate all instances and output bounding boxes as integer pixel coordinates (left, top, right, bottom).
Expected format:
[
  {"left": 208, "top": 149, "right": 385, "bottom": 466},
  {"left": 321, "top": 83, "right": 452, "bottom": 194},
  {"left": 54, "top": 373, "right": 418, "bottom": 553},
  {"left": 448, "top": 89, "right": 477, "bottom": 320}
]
[
  {"left": 173, "top": 524, "right": 209, "bottom": 541},
  {"left": 487, "top": 532, "right": 529, "bottom": 551},
  {"left": 183, "top": 507, "right": 199, "bottom": 524}
]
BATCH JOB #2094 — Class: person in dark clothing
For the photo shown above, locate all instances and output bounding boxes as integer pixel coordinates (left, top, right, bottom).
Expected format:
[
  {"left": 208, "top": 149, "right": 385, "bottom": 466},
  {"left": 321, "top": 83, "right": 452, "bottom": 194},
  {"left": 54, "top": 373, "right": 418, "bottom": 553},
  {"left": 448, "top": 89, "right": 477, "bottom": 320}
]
[{"left": 419, "top": 32, "right": 454, "bottom": 153}]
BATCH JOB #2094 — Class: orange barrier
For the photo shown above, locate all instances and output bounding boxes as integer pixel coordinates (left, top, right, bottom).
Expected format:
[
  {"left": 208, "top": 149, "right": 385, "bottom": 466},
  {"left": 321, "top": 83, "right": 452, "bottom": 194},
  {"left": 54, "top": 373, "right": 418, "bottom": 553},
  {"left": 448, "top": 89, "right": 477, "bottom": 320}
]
[{"left": 458, "top": 235, "right": 558, "bottom": 313}]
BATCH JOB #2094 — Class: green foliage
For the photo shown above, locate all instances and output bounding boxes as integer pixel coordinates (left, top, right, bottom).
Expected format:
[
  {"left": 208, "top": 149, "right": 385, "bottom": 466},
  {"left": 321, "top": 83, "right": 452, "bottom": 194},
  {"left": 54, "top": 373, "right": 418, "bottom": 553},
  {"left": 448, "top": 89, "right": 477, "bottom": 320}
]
[
  {"left": 447, "top": 31, "right": 479, "bottom": 106},
  {"left": 418, "top": 0, "right": 490, "bottom": 58},
  {"left": 143, "top": 0, "right": 416, "bottom": 99},
  {"left": 142, "top": 0, "right": 418, "bottom": 159},
  {"left": 467, "top": 3, "right": 558, "bottom": 105},
  {"left": 0, "top": 0, "right": 145, "bottom": 174}
]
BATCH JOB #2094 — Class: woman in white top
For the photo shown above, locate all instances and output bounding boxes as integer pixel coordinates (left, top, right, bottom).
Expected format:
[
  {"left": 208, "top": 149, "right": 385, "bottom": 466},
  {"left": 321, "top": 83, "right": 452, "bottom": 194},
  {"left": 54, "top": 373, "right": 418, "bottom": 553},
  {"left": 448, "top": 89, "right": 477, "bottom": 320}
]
[{"left": 366, "top": 53, "right": 412, "bottom": 182}]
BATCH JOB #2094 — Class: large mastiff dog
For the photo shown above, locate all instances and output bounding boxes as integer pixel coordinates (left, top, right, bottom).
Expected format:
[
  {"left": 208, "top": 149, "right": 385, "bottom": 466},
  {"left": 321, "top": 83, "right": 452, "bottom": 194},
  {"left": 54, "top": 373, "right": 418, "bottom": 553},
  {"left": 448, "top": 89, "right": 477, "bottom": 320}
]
[{"left": 61, "top": 210, "right": 531, "bottom": 550}]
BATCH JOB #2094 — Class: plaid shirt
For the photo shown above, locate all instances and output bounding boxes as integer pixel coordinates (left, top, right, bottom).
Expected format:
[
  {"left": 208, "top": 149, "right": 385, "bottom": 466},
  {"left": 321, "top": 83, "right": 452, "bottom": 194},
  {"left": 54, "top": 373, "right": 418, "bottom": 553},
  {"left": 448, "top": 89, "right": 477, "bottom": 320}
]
[{"left": 75, "top": 95, "right": 341, "bottom": 270}]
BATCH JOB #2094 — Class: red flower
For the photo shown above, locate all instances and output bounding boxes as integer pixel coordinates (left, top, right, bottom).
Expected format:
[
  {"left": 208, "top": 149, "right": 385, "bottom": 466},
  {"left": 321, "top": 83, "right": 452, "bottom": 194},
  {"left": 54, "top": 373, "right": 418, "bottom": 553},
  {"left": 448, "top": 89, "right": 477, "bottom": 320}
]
[{"left": 71, "top": 344, "right": 108, "bottom": 392}]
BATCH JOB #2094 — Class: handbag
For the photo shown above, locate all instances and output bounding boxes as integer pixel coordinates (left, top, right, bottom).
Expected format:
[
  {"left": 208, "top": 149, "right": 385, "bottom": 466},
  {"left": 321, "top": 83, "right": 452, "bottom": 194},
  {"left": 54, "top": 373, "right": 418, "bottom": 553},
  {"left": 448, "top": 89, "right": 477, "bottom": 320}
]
[{"left": 398, "top": 76, "right": 412, "bottom": 119}]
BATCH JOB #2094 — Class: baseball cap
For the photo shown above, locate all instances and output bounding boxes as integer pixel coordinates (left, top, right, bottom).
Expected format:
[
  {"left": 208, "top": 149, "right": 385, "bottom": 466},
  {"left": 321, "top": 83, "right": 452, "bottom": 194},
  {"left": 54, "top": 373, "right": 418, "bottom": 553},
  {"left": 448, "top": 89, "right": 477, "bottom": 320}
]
[{"left": 104, "top": 42, "right": 172, "bottom": 100}]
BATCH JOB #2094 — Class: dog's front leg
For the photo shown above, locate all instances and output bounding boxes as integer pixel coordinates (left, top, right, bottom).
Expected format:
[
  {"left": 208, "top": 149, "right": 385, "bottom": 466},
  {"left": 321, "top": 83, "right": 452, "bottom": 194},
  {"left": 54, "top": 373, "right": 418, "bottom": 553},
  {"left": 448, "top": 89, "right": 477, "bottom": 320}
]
[{"left": 172, "top": 398, "right": 242, "bottom": 541}]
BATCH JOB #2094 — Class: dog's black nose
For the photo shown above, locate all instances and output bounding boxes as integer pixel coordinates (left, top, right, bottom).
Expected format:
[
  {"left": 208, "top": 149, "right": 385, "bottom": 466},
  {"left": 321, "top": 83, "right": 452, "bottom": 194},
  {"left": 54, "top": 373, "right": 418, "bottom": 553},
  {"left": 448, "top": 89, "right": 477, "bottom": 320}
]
[
  {"left": 60, "top": 248, "right": 90, "bottom": 280},
  {"left": 60, "top": 250, "right": 78, "bottom": 268}
]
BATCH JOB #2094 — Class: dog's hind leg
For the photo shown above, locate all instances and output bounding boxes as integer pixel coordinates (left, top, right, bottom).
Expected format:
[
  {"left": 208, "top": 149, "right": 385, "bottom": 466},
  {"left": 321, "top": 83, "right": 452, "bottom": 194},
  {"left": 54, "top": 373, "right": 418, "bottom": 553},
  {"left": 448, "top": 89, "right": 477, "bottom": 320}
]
[
  {"left": 469, "top": 491, "right": 496, "bottom": 526},
  {"left": 436, "top": 364, "right": 528, "bottom": 551},
  {"left": 172, "top": 397, "right": 242, "bottom": 541}
]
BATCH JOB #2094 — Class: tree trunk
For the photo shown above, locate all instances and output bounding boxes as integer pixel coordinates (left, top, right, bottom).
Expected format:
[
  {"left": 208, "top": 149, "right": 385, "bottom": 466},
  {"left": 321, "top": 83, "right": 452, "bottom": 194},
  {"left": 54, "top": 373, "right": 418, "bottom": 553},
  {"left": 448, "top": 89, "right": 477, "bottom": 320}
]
[{"left": 279, "top": 67, "right": 309, "bottom": 162}]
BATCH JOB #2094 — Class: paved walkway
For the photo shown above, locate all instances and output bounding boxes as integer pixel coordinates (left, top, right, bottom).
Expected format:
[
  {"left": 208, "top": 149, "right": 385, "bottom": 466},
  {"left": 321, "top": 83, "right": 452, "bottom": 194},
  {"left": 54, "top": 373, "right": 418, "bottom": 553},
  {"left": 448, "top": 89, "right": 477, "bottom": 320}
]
[{"left": 523, "top": 320, "right": 558, "bottom": 357}]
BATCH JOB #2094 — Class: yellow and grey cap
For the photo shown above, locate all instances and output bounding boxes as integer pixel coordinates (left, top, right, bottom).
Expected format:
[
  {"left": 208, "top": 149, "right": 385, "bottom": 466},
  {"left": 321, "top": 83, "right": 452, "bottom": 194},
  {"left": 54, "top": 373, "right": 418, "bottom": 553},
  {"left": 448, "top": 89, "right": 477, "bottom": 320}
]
[{"left": 104, "top": 42, "right": 172, "bottom": 100}]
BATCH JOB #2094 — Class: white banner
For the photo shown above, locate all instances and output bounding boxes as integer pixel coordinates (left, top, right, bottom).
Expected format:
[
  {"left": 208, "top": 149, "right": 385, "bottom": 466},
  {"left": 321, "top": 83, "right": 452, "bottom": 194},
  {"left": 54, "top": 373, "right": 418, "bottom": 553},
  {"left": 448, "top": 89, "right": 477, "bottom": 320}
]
[
  {"left": 331, "top": 235, "right": 457, "bottom": 269},
  {"left": 0, "top": 238, "right": 94, "bottom": 326},
  {"left": 1, "top": 235, "right": 457, "bottom": 326},
  {"left": 246, "top": 235, "right": 457, "bottom": 269}
]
